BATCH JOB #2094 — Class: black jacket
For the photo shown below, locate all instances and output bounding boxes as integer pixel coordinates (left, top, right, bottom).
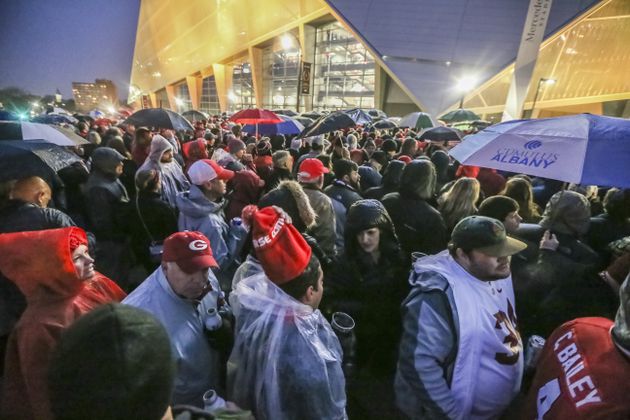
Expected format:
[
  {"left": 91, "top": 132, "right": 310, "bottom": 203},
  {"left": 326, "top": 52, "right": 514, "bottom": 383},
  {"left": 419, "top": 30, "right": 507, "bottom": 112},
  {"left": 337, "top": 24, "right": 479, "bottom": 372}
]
[
  {"left": 381, "top": 191, "right": 448, "bottom": 256},
  {"left": 0, "top": 200, "right": 76, "bottom": 233}
]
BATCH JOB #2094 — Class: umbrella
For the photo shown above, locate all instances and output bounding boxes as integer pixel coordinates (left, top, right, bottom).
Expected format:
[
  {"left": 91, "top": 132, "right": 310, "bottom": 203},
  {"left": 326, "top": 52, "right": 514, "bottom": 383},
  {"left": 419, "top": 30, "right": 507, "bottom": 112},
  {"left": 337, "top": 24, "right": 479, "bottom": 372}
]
[
  {"left": 89, "top": 109, "right": 105, "bottom": 119},
  {"left": 300, "top": 111, "right": 322, "bottom": 120},
  {"left": 398, "top": 112, "right": 438, "bottom": 130},
  {"left": 449, "top": 114, "right": 630, "bottom": 187},
  {"left": 182, "top": 110, "right": 209, "bottom": 122},
  {"left": 0, "top": 110, "right": 19, "bottom": 121},
  {"left": 94, "top": 118, "right": 114, "bottom": 127},
  {"left": 273, "top": 109, "right": 299, "bottom": 117},
  {"left": 0, "top": 121, "right": 88, "bottom": 146},
  {"left": 32, "top": 114, "right": 76, "bottom": 125},
  {"left": 371, "top": 119, "right": 399, "bottom": 130},
  {"left": 299, "top": 108, "right": 372, "bottom": 138},
  {"left": 242, "top": 115, "right": 305, "bottom": 136},
  {"left": 0, "top": 140, "right": 82, "bottom": 182},
  {"left": 229, "top": 109, "right": 283, "bottom": 137},
  {"left": 419, "top": 126, "right": 463, "bottom": 142},
  {"left": 439, "top": 109, "right": 481, "bottom": 124},
  {"left": 293, "top": 116, "right": 314, "bottom": 128},
  {"left": 124, "top": 108, "right": 193, "bottom": 131},
  {"left": 73, "top": 113, "right": 94, "bottom": 123}
]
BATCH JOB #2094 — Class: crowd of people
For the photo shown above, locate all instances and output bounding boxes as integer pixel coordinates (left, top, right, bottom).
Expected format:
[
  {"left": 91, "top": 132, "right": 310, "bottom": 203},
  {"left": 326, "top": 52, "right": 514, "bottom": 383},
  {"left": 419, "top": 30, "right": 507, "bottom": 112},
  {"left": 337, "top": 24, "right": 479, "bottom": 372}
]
[{"left": 0, "top": 113, "right": 629, "bottom": 419}]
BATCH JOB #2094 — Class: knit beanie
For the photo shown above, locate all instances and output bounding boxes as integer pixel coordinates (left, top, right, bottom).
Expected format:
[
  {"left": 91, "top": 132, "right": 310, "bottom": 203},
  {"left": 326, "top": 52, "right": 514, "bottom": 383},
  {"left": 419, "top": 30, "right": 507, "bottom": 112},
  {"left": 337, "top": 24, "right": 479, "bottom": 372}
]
[
  {"left": 478, "top": 196, "right": 520, "bottom": 222},
  {"left": 48, "top": 303, "right": 175, "bottom": 420},
  {"left": 228, "top": 138, "right": 246, "bottom": 154}
]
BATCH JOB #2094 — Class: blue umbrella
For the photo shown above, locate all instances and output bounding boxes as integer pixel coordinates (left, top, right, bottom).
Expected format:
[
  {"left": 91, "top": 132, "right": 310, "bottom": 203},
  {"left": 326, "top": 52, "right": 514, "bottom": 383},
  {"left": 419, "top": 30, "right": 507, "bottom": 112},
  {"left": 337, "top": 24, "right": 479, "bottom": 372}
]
[
  {"left": 242, "top": 115, "right": 304, "bottom": 136},
  {"left": 0, "top": 110, "right": 19, "bottom": 121},
  {"left": 449, "top": 114, "right": 630, "bottom": 187}
]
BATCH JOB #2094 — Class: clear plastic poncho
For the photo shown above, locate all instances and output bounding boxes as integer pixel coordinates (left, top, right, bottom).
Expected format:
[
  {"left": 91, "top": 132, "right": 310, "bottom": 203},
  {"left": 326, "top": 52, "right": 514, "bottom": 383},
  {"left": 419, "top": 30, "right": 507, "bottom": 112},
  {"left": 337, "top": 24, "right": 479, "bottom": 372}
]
[{"left": 227, "top": 272, "right": 347, "bottom": 420}]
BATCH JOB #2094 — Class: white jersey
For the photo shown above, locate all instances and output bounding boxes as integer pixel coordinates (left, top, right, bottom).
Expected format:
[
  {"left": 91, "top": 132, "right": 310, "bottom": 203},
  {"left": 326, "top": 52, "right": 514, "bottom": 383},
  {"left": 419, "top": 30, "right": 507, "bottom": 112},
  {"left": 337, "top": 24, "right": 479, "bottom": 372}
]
[{"left": 444, "top": 254, "right": 524, "bottom": 419}]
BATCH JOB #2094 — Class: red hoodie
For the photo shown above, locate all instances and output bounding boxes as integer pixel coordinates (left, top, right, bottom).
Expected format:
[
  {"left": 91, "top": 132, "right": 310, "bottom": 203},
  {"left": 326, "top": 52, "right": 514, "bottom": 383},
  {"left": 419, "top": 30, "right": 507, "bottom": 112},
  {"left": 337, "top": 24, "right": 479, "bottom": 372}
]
[{"left": 0, "top": 227, "right": 126, "bottom": 419}]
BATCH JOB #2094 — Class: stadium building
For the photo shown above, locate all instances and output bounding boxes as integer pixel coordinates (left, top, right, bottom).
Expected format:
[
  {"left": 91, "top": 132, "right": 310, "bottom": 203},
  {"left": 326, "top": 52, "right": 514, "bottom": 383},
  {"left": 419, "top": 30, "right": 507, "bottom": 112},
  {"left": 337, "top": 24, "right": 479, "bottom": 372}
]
[{"left": 128, "top": 0, "right": 630, "bottom": 120}]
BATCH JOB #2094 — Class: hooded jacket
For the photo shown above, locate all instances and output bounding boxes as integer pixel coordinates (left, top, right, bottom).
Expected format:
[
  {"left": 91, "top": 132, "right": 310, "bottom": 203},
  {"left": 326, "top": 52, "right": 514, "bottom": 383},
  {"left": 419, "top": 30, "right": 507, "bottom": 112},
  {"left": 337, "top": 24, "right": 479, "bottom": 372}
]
[
  {"left": 139, "top": 135, "right": 190, "bottom": 208},
  {"left": 382, "top": 160, "right": 448, "bottom": 256},
  {"left": 225, "top": 170, "right": 264, "bottom": 221},
  {"left": 228, "top": 273, "right": 346, "bottom": 420},
  {"left": 363, "top": 159, "right": 405, "bottom": 201},
  {"left": 0, "top": 227, "right": 126, "bottom": 420},
  {"left": 176, "top": 185, "right": 247, "bottom": 277}
]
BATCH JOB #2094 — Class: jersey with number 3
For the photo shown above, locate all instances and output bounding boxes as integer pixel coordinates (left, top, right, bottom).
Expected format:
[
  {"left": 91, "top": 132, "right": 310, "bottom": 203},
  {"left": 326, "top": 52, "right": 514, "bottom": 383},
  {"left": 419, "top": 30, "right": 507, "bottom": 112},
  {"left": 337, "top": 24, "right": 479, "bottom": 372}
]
[{"left": 522, "top": 317, "right": 630, "bottom": 419}]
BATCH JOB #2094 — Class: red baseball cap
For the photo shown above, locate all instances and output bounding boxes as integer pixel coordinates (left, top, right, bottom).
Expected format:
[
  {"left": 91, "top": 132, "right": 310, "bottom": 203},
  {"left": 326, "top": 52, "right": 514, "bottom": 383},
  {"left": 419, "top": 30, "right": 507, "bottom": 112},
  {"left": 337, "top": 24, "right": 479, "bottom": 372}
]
[
  {"left": 251, "top": 207, "right": 312, "bottom": 284},
  {"left": 162, "top": 231, "right": 218, "bottom": 274},
  {"left": 187, "top": 159, "right": 235, "bottom": 185},
  {"left": 298, "top": 158, "right": 329, "bottom": 182}
]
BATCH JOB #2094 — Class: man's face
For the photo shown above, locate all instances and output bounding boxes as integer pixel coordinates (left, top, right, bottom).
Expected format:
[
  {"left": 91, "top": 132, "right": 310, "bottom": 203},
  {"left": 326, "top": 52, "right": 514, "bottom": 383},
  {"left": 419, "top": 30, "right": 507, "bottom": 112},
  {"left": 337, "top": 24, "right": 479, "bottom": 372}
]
[
  {"left": 365, "top": 144, "right": 376, "bottom": 156},
  {"left": 503, "top": 211, "right": 522, "bottom": 234},
  {"left": 356, "top": 227, "right": 380, "bottom": 255},
  {"left": 347, "top": 170, "right": 360, "bottom": 190},
  {"left": 209, "top": 178, "right": 227, "bottom": 196},
  {"left": 286, "top": 156, "right": 294, "bottom": 172},
  {"left": 310, "top": 268, "right": 324, "bottom": 309},
  {"left": 161, "top": 150, "right": 174, "bottom": 163},
  {"left": 163, "top": 262, "right": 211, "bottom": 300},
  {"left": 72, "top": 244, "right": 95, "bottom": 280},
  {"left": 459, "top": 249, "right": 511, "bottom": 281},
  {"left": 115, "top": 162, "right": 124, "bottom": 177},
  {"left": 233, "top": 149, "right": 245, "bottom": 159}
]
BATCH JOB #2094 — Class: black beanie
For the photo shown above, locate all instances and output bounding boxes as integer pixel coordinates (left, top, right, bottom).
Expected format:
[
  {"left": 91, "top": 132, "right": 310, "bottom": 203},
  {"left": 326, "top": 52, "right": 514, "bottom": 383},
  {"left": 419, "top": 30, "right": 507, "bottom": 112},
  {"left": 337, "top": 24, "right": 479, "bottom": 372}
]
[
  {"left": 478, "top": 196, "right": 520, "bottom": 222},
  {"left": 48, "top": 303, "right": 175, "bottom": 420},
  {"left": 382, "top": 139, "right": 398, "bottom": 153}
]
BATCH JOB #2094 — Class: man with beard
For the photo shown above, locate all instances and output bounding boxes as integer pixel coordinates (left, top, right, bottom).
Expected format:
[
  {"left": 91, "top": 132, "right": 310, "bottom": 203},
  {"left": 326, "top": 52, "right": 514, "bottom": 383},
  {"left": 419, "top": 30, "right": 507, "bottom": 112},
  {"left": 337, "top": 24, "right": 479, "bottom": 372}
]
[
  {"left": 396, "top": 216, "right": 527, "bottom": 419},
  {"left": 138, "top": 134, "right": 190, "bottom": 209},
  {"left": 324, "top": 158, "right": 362, "bottom": 253},
  {"left": 123, "top": 231, "right": 225, "bottom": 407}
]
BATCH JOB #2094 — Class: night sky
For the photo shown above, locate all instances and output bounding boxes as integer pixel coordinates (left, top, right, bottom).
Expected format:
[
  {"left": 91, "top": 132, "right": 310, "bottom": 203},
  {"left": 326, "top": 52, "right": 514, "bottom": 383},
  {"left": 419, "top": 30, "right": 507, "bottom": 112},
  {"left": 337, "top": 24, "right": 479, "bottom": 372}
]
[{"left": 0, "top": 0, "right": 140, "bottom": 100}]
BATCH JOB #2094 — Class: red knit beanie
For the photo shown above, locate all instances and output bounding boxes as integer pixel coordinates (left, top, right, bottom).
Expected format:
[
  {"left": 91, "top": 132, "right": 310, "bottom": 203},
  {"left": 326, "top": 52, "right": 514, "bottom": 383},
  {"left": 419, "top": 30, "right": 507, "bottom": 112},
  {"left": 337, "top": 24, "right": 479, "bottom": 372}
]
[{"left": 251, "top": 207, "right": 312, "bottom": 284}]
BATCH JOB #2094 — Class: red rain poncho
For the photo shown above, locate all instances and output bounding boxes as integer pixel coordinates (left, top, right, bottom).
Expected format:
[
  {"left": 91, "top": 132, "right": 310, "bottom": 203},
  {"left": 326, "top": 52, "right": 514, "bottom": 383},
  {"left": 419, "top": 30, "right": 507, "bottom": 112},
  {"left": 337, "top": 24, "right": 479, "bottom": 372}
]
[{"left": 0, "top": 227, "right": 126, "bottom": 419}]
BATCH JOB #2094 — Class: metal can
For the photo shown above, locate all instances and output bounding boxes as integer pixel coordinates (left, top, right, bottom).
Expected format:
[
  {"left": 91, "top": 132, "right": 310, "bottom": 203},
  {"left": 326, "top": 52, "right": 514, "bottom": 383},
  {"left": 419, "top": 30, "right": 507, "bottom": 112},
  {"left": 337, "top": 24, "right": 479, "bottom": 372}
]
[{"left": 525, "top": 335, "right": 546, "bottom": 371}]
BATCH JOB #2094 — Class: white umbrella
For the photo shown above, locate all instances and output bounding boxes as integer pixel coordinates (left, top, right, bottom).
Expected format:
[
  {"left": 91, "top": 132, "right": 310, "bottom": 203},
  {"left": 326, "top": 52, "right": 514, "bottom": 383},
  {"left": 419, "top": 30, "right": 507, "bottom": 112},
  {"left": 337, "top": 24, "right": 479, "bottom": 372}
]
[
  {"left": 398, "top": 112, "right": 438, "bottom": 130},
  {"left": 0, "top": 121, "right": 88, "bottom": 146}
]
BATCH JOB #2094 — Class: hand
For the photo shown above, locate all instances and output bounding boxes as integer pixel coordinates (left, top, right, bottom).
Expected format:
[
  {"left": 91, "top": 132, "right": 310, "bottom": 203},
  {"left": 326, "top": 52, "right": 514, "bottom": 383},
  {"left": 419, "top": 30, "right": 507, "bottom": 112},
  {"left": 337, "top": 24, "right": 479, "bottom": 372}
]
[{"left": 539, "top": 230, "right": 559, "bottom": 251}]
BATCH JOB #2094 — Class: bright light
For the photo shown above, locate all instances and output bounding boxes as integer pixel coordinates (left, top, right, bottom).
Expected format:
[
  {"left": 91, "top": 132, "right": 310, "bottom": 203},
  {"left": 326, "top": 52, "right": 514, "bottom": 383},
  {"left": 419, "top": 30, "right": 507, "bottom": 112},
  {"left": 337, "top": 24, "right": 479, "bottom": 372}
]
[
  {"left": 228, "top": 91, "right": 238, "bottom": 102},
  {"left": 543, "top": 78, "right": 557, "bottom": 85},
  {"left": 18, "top": 113, "right": 28, "bottom": 120},
  {"left": 281, "top": 34, "right": 294, "bottom": 50},
  {"left": 174, "top": 97, "right": 184, "bottom": 107},
  {"left": 456, "top": 76, "right": 477, "bottom": 92},
  {"left": 107, "top": 105, "right": 116, "bottom": 114},
  {"left": 31, "top": 102, "right": 39, "bottom": 108}
]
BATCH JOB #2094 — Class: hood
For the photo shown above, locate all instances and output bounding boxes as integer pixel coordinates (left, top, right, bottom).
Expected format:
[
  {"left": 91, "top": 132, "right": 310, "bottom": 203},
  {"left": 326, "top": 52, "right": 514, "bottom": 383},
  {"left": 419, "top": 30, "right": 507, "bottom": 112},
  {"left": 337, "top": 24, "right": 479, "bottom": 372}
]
[
  {"left": 540, "top": 190, "right": 591, "bottom": 236},
  {"left": 431, "top": 150, "right": 450, "bottom": 180},
  {"left": 258, "top": 180, "right": 316, "bottom": 232},
  {"left": 0, "top": 227, "right": 87, "bottom": 300},
  {"left": 176, "top": 184, "right": 225, "bottom": 218},
  {"left": 382, "top": 160, "right": 405, "bottom": 189},
  {"left": 182, "top": 139, "right": 208, "bottom": 161},
  {"left": 229, "top": 170, "right": 264, "bottom": 203},
  {"left": 400, "top": 159, "right": 436, "bottom": 200},
  {"left": 409, "top": 251, "right": 454, "bottom": 291},
  {"left": 91, "top": 147, "right": 124, "bottom": 176},
  {"left": 612, "top": 273, "right": 630, "bottom": 352},
  {"left": 148, "top": 135, "right": 173, "bottom": 164},
  {"left": 345, "top": 199, "right": 399, "bottom": 258}
]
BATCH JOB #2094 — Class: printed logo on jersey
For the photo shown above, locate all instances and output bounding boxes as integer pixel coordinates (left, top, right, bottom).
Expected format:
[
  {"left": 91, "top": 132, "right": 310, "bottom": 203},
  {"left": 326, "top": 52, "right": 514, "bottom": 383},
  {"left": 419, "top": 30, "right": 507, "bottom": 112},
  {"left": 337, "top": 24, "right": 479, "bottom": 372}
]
[{"left": 494, "top": 300, "right": 522, "bottom": 365}]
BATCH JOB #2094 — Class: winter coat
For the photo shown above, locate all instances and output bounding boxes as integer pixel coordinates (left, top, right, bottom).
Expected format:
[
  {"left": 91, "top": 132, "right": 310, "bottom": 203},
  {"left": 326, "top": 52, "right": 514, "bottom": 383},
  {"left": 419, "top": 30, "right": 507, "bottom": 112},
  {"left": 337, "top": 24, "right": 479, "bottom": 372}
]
[
  {"left": 228, "top": 273, "right": 346, "bottom": 420},
  {"left": 225, "top": 170, "right": 264, "bottom": 221},
  {"left": 363, "top": 160, "right": 405, "bottom": 201},
  {"left": 176, "top": 185, "right": 247, "bottom": 285},
  {"left": 139, "top": 135, "right": 190, "bottom": 208},
  {"left": 0, "top": 227, "right": 125, "bottom": 420},
  {"left": 123, "top": 267, "right": 223, "bottom": 407},
  {"left": 84, "top": 171, "right": 130, "bottom": 241},
  {"left": 265, "top": 167, "right": 293, "bottom": 192},
  {"left": 302, "top": 184, "right": 337, "bottom": 257},
  {"left": 325, "top": 180, "right": 363, "bottom": 252},
  {"left": 0, "top": 200, "right": 75, "bottom": 233}
]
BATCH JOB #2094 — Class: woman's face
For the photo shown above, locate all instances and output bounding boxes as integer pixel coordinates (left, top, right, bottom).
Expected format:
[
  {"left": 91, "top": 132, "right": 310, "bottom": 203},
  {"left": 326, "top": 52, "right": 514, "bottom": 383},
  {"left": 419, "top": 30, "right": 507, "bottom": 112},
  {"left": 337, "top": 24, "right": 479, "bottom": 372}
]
[
  {"left": 72, "top": 244, "right": 95, "bottom": 280},
  {"left": 356, "top": 227, "right": 380, "bottom": 255}
]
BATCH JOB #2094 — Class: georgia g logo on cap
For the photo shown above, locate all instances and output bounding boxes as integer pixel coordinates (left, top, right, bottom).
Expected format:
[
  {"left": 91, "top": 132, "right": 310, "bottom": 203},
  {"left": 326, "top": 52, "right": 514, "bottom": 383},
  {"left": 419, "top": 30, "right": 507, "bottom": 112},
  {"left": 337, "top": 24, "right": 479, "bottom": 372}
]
[{"left": 188, "top": 239, "right": 208, "bottom": 251}]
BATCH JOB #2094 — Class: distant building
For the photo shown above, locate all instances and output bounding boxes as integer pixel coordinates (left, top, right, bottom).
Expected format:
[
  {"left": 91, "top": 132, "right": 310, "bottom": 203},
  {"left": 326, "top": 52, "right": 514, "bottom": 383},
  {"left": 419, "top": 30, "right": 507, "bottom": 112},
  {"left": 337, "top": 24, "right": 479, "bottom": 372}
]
[{"left": 72, "top": 79, "right": 119, "bottom": 112}]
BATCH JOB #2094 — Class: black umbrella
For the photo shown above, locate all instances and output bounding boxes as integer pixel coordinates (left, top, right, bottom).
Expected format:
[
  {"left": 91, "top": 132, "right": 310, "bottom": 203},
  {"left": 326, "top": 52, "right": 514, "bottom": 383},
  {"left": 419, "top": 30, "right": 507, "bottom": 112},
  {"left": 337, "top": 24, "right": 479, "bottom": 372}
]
[
  {"left": 300, "top": 111, "right": 322, "bottom": 120},
  {"left": 299, "top": 109, "right": 372, "bottom": 138},
  {"left": 292, "top": 116, "right": 314, "bottom": 128},
  {"left": 371, "top": 119, "right": 398, "bottom": 130},
  {"left": 124, "top": 108, "right": 194, "bottom": 131},
  {"left": 0, "top": 140, "right": 82, "bottom": 182},
  {"left": 73, "top": 113, "right": 95, "bottom": 123},
  {"left": 182, "top": 109, "right": 209, "bottom": 122},
  {"left": 419, "top": 126, "right": 463, "bottom": 142},
  {"left": 0, "top": 110, "right": 20, "bottom": 121}
]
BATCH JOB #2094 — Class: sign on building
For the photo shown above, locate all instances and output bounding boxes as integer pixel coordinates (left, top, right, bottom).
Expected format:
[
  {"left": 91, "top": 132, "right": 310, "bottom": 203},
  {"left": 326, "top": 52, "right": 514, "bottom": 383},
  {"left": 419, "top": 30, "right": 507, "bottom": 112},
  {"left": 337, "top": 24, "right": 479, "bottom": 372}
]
[{"left": 300, "top": 62, "right": 312, "bottom": 95}]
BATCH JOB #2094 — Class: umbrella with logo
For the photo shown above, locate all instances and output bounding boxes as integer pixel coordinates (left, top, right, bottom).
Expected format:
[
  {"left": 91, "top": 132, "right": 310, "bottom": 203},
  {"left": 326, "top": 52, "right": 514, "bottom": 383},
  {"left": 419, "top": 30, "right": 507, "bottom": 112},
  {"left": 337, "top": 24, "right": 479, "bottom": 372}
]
[
  {"left": 298, "top": 108, "right": 372, "bottom": 138},
  {"left": 124, "top": 108, "right": 194, "bottom": 131},
  {"left": 242, "top": 115, "right": 305, "bottom": 136},
  {"left": 0, "top": 140, "right": 82, "bottom": 182},
  {"left": 449, "top": 114, "right": 630, "bottom": 187},
  {"left": 439, "top": 109, "right": 481, "bottom": 124},
  {"left": 398, "top": 112, "right": 438, "bottom": 130},
  {"left": 0, "top": 121, "right": 88, "bottom": 146}
]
